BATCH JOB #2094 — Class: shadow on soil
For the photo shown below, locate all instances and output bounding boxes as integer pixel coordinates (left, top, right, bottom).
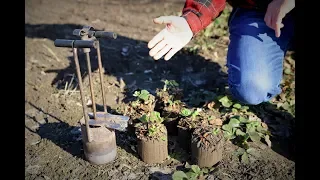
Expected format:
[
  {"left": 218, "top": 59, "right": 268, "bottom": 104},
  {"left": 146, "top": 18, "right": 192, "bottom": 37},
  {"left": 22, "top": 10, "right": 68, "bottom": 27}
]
[
  {"left": 25, "top": 23, "right": 228, "bottom": 103},
  {"left": 25, "top": 102, "right": 84, "bottom": 159},
  {"left": 149, "top": 171, "right": 173, "bottom": 180},
  {"left": 25, "top": 101, "right": 141, "bottom": 161},
  {"left": 25, "top": 23, "right": 295, "bottom": 163},
  {"left": 250, "top": 102, "right": 296, "bottom": 161}
]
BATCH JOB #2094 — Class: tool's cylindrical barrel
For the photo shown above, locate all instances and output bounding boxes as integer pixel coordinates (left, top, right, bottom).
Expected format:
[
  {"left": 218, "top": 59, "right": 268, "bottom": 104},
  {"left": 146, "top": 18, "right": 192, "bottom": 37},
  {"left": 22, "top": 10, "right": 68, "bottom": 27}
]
[
  {"left": 54, "top": 39, "right": 74, "bottom": 47},
  {"left": 54, "top": 39, "right": 97, "bottom": 48},
  {"left": 74, "top": 40, "right": 97, "bottom": 48},
  {"left": 94, "top": 31, "right": 117, "bottom": 39},
  {"left": 71, "top": 29, "right": 117, "bottom": 39}
]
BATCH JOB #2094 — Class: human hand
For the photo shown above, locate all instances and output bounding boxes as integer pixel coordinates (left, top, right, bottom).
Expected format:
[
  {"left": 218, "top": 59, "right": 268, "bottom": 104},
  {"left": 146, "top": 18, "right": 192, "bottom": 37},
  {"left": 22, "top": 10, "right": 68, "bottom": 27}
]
[
  {"left": 148, "top": 16, "right": 193, "bottom": 60},
  {"left": 264, "top": 0, "right": 295, "bottom": 37}
]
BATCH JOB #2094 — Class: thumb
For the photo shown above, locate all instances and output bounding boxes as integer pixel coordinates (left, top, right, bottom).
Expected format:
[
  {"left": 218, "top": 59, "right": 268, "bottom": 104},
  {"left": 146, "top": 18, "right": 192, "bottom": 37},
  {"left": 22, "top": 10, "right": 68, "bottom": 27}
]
[{"left": 153, "top": 16, "right": 175, "bottom": 24}]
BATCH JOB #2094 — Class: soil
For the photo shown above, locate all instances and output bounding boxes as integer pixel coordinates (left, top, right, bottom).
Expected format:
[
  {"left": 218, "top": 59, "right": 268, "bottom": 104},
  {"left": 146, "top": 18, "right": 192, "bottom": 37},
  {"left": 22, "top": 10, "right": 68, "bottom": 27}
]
[
  {"left": 190, "top": 126, "right": 224, "bottom": 167},
  {"left": 177, "top": 126, "right": 193, "bottom": 152},
  {"left": 26, "top": 0, "right": 295, "bottom": 179},
  {"left": 178, "top": 116, "right": 199, "bottom": 130},
  {"left": 163, "top": 118, "right": 179, "bottom": 136},
  {"left": 135, "top": 123, "right": 167, "bottom": 141},
  {"left": 191, "top": 126, "right": 224, "bottom": 150}
]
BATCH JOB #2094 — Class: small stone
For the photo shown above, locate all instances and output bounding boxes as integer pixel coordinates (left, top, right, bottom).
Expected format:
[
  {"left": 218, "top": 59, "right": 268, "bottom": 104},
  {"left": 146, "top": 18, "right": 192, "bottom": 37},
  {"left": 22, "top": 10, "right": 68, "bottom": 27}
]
[
  {"left": 76, "top": 102, "right": 82, "bottom": 107},
  {"left": 38, "top": 119, "right": 46, "bottom": 124},
  {"left": 86, "top": 99, "right": 92, "bottom": 106},
  {"left": 70, "top": 127, "right": 81, "bottom": 135},
  {"left": 30, "top": 140, "right": 41, "bottom": 146},
  {"left": 144, "top": 70, "right": 153, "bottom": 74},
  {"left": 43, "top": 175, "right": 51, "bottom": 180}
]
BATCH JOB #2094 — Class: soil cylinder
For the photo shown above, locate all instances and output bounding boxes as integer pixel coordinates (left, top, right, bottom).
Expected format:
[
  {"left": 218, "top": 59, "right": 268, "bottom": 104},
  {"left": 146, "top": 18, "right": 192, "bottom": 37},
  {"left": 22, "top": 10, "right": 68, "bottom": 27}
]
[
  {"left": 80, "top": 124, "right": 117, "bottom": 165},
  {"left": 191, "top": 128, "right": 224, "bottom": 168},
  {"left": 137, "top": 126, "right": 168, "bottom": 164}
]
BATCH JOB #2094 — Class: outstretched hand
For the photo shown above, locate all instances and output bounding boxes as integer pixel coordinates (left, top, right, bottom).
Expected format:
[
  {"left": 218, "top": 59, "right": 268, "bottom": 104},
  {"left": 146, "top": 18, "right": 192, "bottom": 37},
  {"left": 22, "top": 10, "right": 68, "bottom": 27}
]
[{"left": 148, "top": 16, "right": 193, "bottom": 61}]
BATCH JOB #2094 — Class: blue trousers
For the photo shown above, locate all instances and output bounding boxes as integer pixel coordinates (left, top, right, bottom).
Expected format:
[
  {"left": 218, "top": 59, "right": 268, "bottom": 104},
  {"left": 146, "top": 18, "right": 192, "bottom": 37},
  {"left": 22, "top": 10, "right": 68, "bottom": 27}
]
[{"left": 227, "top": 8, "right": 294, "bottom": 105}]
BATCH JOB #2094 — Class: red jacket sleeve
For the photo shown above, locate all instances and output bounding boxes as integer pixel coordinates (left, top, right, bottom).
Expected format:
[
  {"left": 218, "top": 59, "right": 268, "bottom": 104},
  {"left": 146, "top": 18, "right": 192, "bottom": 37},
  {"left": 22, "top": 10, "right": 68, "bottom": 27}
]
[{"left": 182, "top": 0, "right": 226, "bottom": 36}]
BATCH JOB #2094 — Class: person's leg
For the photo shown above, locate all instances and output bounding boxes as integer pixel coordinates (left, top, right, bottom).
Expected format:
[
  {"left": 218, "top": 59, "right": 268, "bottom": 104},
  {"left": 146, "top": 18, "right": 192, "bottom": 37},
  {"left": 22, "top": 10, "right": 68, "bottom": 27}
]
[{"left": 226, "top": 8, "right": 294, "bottom": 105}]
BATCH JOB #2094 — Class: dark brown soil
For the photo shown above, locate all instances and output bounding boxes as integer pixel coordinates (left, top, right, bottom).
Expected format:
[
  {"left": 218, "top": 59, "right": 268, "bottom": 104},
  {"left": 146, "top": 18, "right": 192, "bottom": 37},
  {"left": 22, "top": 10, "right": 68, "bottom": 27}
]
[
  {"left": 135, "top": 122, "right": 167, "bottom": 140},
  {"left": 178, "top": 116, "right": 198, "bottom": 130},
  {"left": 25, "top": 0, "right": 295, "bottom": 179},
  {"left": 177, "top": 126, "right": 193, "bottom": 152},
  {"left": 163, "top": 117, "right": 179, "bottom": 136},
  {"left": 191, "top": 126, "right": 224, "bottom": 150}
]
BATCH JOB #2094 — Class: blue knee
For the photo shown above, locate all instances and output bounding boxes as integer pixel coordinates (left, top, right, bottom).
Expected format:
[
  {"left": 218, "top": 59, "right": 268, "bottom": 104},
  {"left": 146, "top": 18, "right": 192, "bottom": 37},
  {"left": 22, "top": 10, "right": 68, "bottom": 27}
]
[
  {"left": 230, "top": 87, "right": 263, "bottom": 105},
  {"left": 229, "top": 77, "right": 274, "bottom": 105}
]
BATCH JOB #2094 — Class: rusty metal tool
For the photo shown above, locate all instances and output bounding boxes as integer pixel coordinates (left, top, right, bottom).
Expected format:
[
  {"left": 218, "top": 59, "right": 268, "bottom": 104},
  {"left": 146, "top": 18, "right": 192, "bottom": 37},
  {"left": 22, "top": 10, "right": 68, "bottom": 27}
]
[
  {"left": 72, "top": 26, "right": 129, "bottom": 131},
  {"left": 54, "top": 39, "right": 98, "bottom": 142},
  {"left": 54, "top": 37, "right": 122, "bottom": 165}
]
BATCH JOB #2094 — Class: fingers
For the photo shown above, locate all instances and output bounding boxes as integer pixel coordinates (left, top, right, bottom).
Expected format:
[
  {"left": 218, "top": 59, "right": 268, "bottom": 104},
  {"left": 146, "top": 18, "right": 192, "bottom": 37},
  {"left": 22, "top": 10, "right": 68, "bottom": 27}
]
[
  {"left": 153, "top": 45, "right": 172, "bottom": 60},
  {"left": 164, "top": 48, "right": 180, "bottom": 61},
  {"left": 273, "top": 11, "right": 285, "bottom": 37},
  {"left": 275, "top": 22, "right": 284, "bottom": 38},
  {"left": 264, "top": 10, "right": 272, "bottom": 29},
  {"left": 264, "top": 11, "right": 285, "bottom": 38},
  {"left": 149, "top": 40, "right": 167, "bottom": 57},
  {"left": 273, "top": 15, "right": 284, "bottom": 37},
  {"left": 148, "top": 29, "right": 165, "bottom": 49},
  {"left": 153, "top": 16, "right": 174, "bottom": 25}
]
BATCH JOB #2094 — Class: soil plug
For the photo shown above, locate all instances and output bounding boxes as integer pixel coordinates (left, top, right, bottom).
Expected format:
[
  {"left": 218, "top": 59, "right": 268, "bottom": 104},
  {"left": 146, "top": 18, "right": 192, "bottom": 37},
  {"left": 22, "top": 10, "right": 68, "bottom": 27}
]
[
  {"left": 191, "top": 126, "right": 224, "bottom": 168},
  {"left": 135, "top": 110, "right": 168, "bottom": 164}
]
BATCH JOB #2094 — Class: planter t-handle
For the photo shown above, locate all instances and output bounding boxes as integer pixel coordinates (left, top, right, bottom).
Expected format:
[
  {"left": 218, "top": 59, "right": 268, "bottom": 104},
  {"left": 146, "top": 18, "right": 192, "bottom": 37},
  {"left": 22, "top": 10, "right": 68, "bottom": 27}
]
[{"left": 54, "top": 39, "right": 97, "bottom": 142}]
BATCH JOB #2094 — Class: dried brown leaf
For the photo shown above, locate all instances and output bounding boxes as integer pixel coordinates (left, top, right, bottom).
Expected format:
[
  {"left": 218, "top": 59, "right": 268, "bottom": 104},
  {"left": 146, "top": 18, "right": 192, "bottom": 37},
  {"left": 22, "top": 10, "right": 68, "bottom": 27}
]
[
  {"left": 209, "top": 118, "right": 222, "bottom": 126},
  {"left": 207, "top": 101, "right": 215, "bottom": 110}
]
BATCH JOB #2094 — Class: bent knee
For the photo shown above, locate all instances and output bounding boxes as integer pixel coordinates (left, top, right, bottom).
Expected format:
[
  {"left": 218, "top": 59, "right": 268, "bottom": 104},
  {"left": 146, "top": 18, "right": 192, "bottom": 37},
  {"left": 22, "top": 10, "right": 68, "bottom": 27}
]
[
  {"left": 229, "top": 78, "right": 276, "bottom": 105},
  {"left": 230, "top": 88, "right": 264, "bottom": 105}
]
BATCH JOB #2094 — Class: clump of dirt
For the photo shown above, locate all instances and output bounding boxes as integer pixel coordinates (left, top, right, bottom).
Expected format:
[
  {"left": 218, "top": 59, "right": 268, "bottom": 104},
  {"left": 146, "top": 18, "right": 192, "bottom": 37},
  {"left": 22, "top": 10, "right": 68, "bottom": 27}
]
[
  {"left": 178, "top": 116, "right": 198, "bottom": 130},
  {"left": 178, "top": 107, "right": 212, "bottom": 130},
  {"left": 135, "top": 118, "right": 167, "bottom": 141},
  {"left": 191, "top": 125, "right": 225, "bottom": 167},
  {"left": 155, "top": 80, "right": 185, "bottom": 116},
  {"left": 191, "top": 125, "right": 224, "bottom": 150}
]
